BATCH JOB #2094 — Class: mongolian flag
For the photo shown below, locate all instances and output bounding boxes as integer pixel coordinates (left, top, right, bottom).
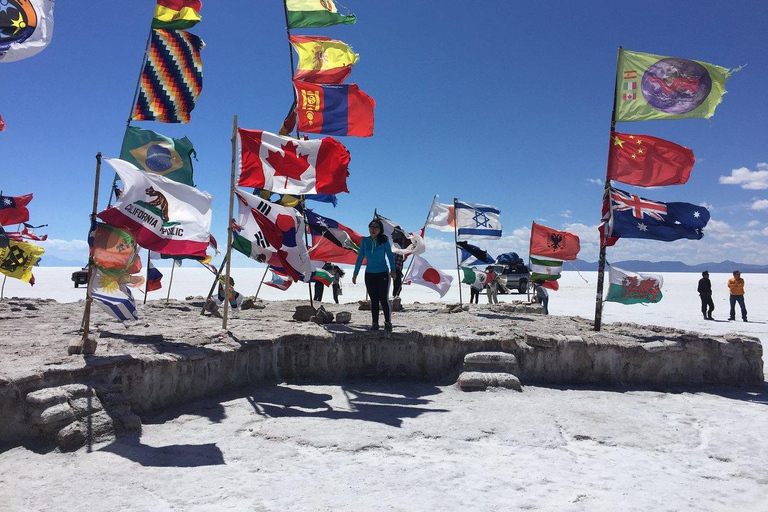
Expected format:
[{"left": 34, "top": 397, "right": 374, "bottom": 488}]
[
  {"left": 152, "top": 0, "right": 202, "bottom": 30},
  {"left": 529, "top": 222, "right": 580, "bottom": 261},
  {"left": 294, "top": 81, "right": 375, "bottom": 137},
  {"left": 0, "top": 240, "right": 44, "bottom": 284},
  {"left": 290, "top": 35, "right": 359, "bottom": 84},
  {"left": 0, "top": 0, "right": 55, "bottom": 63},
  {"left": 0, "top": 194, "right": 32, "bottom": 226},
  {"left": 97, "top": 158, "right": 213, "bottom": 258},
  {"left": 605, "top": 266, "right": 663, "bottom": 305},
  {"left": 608, "top": 132, "right": 694, "bottom": 187},
  {"left": 146, "top": 260, "right": 163, "bottom": 292},
  {"left": 237, "top": 129, "right": 350, "bottom": 194},
  {"left": 615, "top": 48, "right": 735, "bottom": 122},
  {"left": 232, "top": 189, "right": 312, "bottom": 282},
  {"left": 607, "top": 187, "right": 710, "bottom": 242},
  {"left": 120, "top": 126, "right": 196, "bottom": 186},
  {"left": 408, "top": 255, "right": 453, "bottom": 297},
  {"left": 132, "top": 29, "right": 204, "bottom": 124},
  {"left": 286, "top": 0, "right": 356, "bottom": 29}
]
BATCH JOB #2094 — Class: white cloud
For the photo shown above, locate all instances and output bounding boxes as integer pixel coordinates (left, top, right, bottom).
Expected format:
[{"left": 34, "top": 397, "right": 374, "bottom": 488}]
[
  {"left": 718, "top": 165, "right": 768, "bottom": 190},
  {"left": 750, "top": 199, "right": 768, "bottom": 210},
  {"left": 560, "top": 210, "right": 572, "bottom": 218},
  {"left": 587, "top": 178, "right": 603, "bottom": 186},
  {"left": 37, "top": 238, "right": 89, "bottom": 264},
  {"left": 700, "top": 202, "right": 714, "bottom": 211},
  {"left": 747, "top": 220, "right": 760, "bottom": 228}
]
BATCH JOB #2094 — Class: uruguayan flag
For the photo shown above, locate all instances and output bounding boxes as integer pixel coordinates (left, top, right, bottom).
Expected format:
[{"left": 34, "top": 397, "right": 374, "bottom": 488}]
[{"left": 90, "top": 270, "right": 139, "bottom": 322}]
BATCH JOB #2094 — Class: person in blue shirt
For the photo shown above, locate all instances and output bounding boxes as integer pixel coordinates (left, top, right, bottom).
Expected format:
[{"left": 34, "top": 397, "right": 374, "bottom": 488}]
[{"left": 352, "top": 218, "right": 397, "bottom": 332}]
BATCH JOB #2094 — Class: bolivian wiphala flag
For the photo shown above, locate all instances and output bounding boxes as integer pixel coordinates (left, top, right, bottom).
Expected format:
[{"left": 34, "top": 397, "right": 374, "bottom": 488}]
[
  {"left": 132, "top": 29, "right": 204, "bottom": 123},
  {"left": 97, "top": 158, "right": 212, "bottom": 258}
]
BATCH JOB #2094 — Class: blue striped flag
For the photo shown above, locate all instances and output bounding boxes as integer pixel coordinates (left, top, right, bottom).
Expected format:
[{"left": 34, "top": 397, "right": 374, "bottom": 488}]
[{"left": 90, "top": 270, "right": 139, "bottom": 322}]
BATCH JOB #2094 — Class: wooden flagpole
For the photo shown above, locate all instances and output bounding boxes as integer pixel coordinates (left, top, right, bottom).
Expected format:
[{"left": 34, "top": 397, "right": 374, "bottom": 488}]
[
  {"left": 143, "top": 250, "right": 150, "bottom": 304},
  {"left": 254, "top": 265, "right": 270, "bottom": 300},
  {"left": 301, "top": 196, "right": 315, "bottom": 308},
  {"left": 72, "top": 152, "right": 102, "bottom": 355},
  {"left": 453, "top": 198, "right": 463, "bottom": 306},
  {"left": 401, "top": 194, "right": 437, "bottom": 284},
  {"left": 528, "top": 221, "right": 534, "bottom": 303},
  {"left": 165, "top": 260, "right": 176, "bottom": 304},
  {"left": 222, "top": 115, "right": 238, "bottom": 330},
  {"left": 201, "top": 257, "right": 228, "bottom": 315},
  {"left": 593, "top": 46, "right": 622, "bottom": 332}
]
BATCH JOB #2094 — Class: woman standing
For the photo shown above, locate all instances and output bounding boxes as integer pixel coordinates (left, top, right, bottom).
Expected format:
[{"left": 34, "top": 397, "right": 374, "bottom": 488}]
[
  {"left": 352, "top": 219, "right": 396, "bottom": 332},
  {"left": 332, "top": 265, "right": 345, "bottom": 304}
]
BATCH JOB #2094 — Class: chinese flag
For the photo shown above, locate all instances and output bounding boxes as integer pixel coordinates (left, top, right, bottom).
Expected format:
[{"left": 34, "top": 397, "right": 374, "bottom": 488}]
[
  {"left": 607, "top": 132, "right": 694, "bottom": 187},
  {"left": 530, "top": 222, "right": 580, "bottom": 260}
]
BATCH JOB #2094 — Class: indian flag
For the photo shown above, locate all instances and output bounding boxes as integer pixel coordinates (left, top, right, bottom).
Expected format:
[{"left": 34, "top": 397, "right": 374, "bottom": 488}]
[
  {"left": 530, "top": 257, "right": 562, "bottom": 281},
  {"left": 605, "top": 266, "right": 663, "bottom": 305},
  {"left": 286, "top": 0, "right": 356, "bottom": 28},
  {"left": 152, "top": 0, "right": 202, "bottom": 30}
]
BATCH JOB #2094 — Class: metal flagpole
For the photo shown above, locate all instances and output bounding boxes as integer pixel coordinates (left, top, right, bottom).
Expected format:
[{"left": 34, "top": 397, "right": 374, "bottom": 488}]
[
  {"left": 528, "top": 221, "right": 534, "bottom": 303},
  {"left": 594, "top": 46, "right": 622, "bottom": 332},
  {"left": 72, "top": 152, "right": 102, "bottom": 355},
  {"left": 453, "top": 198, "right": 463, "bottom": 305},
  {"left": 401, "top": 194, "right": 437, "bottom": 283},
  {"left": 222, "top": 115, "right": 238, "bottom": 330},
  {"left": 301, "top": 196, "right": 315, "bottom": 308},
  {"left": 254, "top": 265, "right": 270, "bottom": 300}
]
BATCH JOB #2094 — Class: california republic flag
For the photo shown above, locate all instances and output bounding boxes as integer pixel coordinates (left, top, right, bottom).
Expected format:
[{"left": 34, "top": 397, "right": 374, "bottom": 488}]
[
  {"left": 232, "top": 189, "right": 312, "bottom": 282},
  {"left": 605, "top": 265, "right": 663, "bottom": 305},
  {"left": 237, "top": 129, "right": 350, "bottom": 195},
  {"left": 97, "top": 158, "right": 212, "bottom": 258}
]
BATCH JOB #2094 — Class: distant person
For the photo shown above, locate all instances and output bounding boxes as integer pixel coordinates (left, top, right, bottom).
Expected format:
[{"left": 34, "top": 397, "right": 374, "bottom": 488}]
[
  {"left": 353, "top": 219, "right": 396, "bottom": 332},
  {"left": 485, "top": 266, "right": 499, "bottom": 305},
  {"left": 313, "top": 262, "right": 333, "bottom": 302},
  {"left": 727, "top": 270, "right": 747, "bottom": 322},
  {"left": 215, "top": 276, "right": 243, "bottom": 309},
  {"left": 332, "top": 265, "right": 345, "bottom": 304},
  {"left": 469, "top": 267, "right": 481, "bottom": 304},
  {"left": 534, "top": 280, "right": 549, "bottom": 315},
  {"left": 697, "top": 271, "right": 714, "bottom": 320}
]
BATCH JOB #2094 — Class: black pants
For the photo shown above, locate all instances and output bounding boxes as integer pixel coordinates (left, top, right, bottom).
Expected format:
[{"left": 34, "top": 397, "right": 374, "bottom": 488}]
[
  {"left": 313, "top": 281, "right": 324, "bottom": 301},
  {"left": 332, "top": 284, "right": 341, "bottom": 304},
  {"left": 470, "top": 287, "right": 479, "bottom": 304},
  {"left": 365, "top": 271, "right": 391, "bottom": 325},
  {"left": 729, "top": 295, "right": 747, "bottom": 320},
  {"left": 700, "top": 294, "right": 714, "bottom": 318},
  {"left": 393, "top": 269, "right": 403, "bottom": 297}
]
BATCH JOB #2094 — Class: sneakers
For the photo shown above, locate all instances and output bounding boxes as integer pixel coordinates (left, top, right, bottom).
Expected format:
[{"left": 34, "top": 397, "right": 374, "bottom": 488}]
[{"left": 384, "top": 321, "right": 392, "bottom": 333}]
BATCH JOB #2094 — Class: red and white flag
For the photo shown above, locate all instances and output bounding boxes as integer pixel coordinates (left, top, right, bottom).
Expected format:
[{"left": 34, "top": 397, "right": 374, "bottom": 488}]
[
  {"left": 0, "top": 114, "right": 6, "bottom": 132},
  {"left": 237, "top": 129, "right": 350, "bottom": 195},
  {"left": 407, "top": 255, "right": 453, "bottom": 297}
]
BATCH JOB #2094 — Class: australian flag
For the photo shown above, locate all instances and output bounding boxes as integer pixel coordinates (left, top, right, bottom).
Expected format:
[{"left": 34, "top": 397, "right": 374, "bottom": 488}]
[{"left": 608, "top": 187, "right": 710, "bottom": 242}]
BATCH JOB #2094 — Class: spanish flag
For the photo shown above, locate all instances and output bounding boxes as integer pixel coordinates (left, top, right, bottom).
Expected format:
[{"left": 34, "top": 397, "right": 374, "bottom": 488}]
[
  {"left": 290, "top": 35, "right": 359, "bottom": 84},
  {"left": 152, "top": 0, "right": 202, "bottom": 30}
]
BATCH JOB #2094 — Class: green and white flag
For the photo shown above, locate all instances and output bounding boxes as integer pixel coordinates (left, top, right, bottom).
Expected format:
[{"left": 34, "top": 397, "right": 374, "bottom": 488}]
[
  {"left": 461, "top": 266, "right": 487, "bottom": 289},
  {"left": 286, "top": 0, "right": 356, "bottom": 28},
  {"left": 120, "top": 126, "right": 196, "bottom": 186},
  {"left": 530, "top": 257, "right": 562, "bottom": 281},
  {"left": 605, "top": 266, "right": 663, "bottom": 305}
]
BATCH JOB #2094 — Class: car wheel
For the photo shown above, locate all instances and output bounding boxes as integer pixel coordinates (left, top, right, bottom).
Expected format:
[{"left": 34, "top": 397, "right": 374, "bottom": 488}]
[{"left": 518, "top": 280, "right": 528, "bottom": 294}]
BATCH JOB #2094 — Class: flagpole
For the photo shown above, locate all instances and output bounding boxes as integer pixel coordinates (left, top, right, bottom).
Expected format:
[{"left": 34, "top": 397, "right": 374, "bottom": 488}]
[
  {"left": 201, "top": 257, "right": 228, "bottom": 316},
  {"left": 281, "top": 0, "right": 301, "bottom": 140},
  {"left": 222, "top": 115, "right": 238, "bottom": 330},
  {"left": 402, "top": 194, "right": 437, "bottom": 283},
  {"left": 528, "top": 221, "right": 533, "bottom": 303},
  {"left": 453, "top": 198, "right": 463, "bottom": 306},
  {"left": 165, "top": 260, "right": 176, "bottom": 304},
  {"left": 254, "top": 264, "right": 270, "bottom": 300},
  {"left": 301, "top": 195, "right": 315, "bottom": 308},
  {"left": 594, "top": 47, "right": 622, "bottom": 332},
  {"left": 143, "top": 250, "right": 150, "bottom": 304},
  {"left": 73, "top": 152, "right": 102, "bottom": 355}
]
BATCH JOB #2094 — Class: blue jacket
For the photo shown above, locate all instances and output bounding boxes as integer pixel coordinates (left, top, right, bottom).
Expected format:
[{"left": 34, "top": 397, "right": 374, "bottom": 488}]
[{"left": 354, "top": 236, "right": 395, "bottom": 276}]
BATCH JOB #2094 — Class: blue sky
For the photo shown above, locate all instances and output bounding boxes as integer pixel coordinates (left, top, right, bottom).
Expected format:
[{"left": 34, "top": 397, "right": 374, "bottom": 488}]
[{"left": 1, "top": 1, "right": 766, "bottom": 268}]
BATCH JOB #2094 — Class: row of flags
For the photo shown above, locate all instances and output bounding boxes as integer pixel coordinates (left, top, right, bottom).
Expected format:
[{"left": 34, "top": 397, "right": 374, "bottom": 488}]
[{"left": 0, "top": 193, "right": 47, "bottom": 285}]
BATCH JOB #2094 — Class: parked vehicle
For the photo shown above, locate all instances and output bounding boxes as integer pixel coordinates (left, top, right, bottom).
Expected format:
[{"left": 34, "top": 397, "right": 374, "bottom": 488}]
[
  {"left": 71, "top": 268, "right": 89, "bottom": 288},
  {"left": 487, "top": 263, "right": 530, "bottom": 294}
]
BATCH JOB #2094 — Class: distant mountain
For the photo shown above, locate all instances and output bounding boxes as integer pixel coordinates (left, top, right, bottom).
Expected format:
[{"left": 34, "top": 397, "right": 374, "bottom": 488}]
[
  {"left": 567, "top": 259, "right": 768, "bottom": 273},
  {"left": 37, "top": 255, "right": 85, "bottom": 267}
]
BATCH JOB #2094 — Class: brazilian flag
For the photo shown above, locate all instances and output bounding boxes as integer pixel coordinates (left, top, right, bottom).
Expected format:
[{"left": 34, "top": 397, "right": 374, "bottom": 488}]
[{"left": 120, "top": 126, "right": 196, "bottom": 186}]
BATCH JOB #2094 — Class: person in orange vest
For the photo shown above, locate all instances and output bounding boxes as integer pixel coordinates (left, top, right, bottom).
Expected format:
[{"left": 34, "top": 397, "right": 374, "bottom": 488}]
[{"left": 727, "top": 270, "right": 747, "bottom": 322}]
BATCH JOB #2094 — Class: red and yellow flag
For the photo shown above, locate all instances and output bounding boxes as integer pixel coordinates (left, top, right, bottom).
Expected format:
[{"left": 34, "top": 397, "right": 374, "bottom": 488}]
[
  {"left": 152, "top": 0, "right": 202, "bottom": 30},
  {"left": 290, "top": 35, "right": 359, "bottom": 84}
]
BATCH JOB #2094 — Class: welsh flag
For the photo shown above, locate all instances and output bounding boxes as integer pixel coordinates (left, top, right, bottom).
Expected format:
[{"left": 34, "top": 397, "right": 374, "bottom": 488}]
[
  {"left": 237, "top": 129, "right": 350, "bottom": 195},
  {"left": 232, "top": 189, "right": 312, "bottom": 282},
  {"left": 605, "top": 266, "right": 663, "bottom": 305},
  {"left": 286, "top": 0, "right": 356, "bottom": 28},
  {"left": 530, "top": 257, "right": 562, "bottom": 281}
]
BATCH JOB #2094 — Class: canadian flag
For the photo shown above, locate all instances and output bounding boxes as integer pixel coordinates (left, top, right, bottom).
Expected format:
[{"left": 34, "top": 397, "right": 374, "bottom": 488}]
[{"left": 237, "top": 129, "right": 350, "bottom": 195}]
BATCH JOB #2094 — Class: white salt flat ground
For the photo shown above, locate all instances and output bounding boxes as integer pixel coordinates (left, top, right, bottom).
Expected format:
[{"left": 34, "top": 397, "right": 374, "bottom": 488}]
[
  {"left": 1, "top": 268, "right": 766, "bottom": 511},
  {"left": 2, "top": 267, "right": 765, "bottom": 343}
]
